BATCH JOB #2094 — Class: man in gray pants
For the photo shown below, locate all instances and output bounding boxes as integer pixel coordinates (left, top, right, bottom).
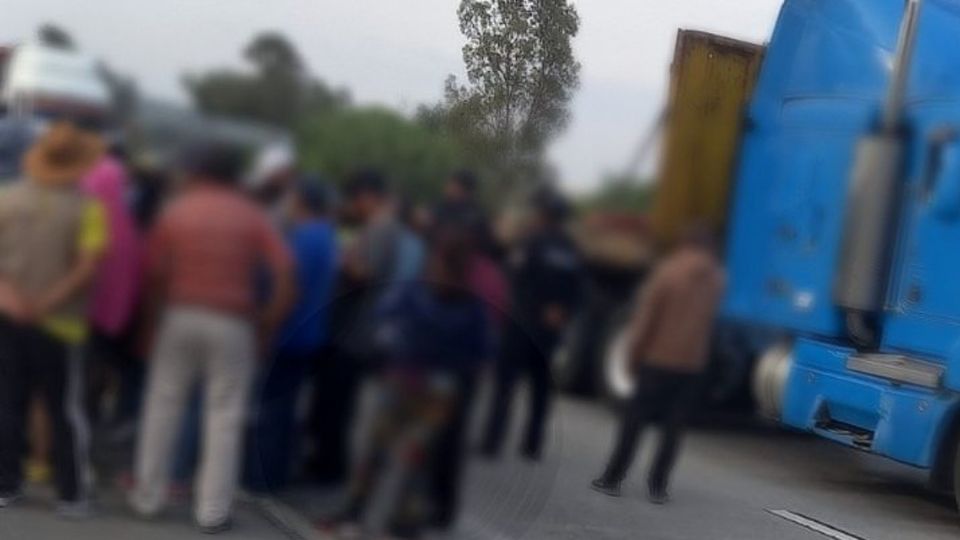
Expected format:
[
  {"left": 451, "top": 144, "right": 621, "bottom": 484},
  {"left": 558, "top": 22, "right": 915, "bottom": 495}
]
[{"left": 130, "top": 143, "right": 293, "bottom": 533}]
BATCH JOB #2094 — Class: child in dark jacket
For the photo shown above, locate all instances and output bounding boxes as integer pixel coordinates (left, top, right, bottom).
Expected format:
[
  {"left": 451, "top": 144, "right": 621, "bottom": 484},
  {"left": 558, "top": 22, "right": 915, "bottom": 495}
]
[{"left": 327, "top": 224, "right": 492, "bottom": 539}]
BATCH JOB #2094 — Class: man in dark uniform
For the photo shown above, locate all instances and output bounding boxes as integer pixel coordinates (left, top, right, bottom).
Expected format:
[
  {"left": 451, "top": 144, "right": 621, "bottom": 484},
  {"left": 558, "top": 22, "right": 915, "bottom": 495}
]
[{"left": 480, "top": 187, "right": 582, "bottom": 461}]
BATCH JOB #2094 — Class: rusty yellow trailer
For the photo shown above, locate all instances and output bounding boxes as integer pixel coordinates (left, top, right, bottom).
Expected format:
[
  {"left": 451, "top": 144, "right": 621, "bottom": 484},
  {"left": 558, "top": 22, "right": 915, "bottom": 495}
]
[{"left": 651, "top": 30, "right": 764, "bottom": 246}]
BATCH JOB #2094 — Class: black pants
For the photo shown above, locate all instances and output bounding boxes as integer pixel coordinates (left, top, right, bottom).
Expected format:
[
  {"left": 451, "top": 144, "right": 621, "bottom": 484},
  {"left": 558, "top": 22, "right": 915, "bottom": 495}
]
[
  {"left": 430, "top": 374, "right": 477, "bottom": 527},
  {"left": 481, "top": 323, "right": 557, "bottom": 458},
  {"left": 308, "top": 346, "right": 363, "bottom": 484},
  {"left": 0, "top": 318, "right": 90, "bottom": 502},
  {"left": 601, "top": 366, "right": 701, "bottom": 492},
  {"left": 244, "top": 350, "right": 316, "bottom": 493}
]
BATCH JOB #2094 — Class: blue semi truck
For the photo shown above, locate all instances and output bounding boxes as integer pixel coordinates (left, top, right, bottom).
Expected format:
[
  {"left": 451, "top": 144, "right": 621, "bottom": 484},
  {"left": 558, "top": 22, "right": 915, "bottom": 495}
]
[{"left": 725, "top": 0, "right": 960, "bottom": 505}]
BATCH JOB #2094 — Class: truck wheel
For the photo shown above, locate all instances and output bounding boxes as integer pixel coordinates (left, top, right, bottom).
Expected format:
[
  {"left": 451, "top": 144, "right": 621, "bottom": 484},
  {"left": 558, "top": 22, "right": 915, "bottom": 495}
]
[{"left": 751, "top": 343, "right": 794, "bottom": 420}]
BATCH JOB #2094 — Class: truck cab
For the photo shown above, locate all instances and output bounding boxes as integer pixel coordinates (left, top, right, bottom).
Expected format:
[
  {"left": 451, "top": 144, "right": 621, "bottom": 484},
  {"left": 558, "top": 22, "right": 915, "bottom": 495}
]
[
  {"left": 725, "top": 0, "right": 960, "bottom": 504},
  {"left": 0, "top": 42, "right": 111, "bottom": 179},
  {"left": 1, "top": 41, "right": 111, "bottom": 124}
]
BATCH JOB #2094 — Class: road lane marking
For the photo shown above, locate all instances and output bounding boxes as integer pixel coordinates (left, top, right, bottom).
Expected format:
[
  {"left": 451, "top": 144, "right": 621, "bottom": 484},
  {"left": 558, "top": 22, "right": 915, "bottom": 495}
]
[{"left": 767, "top": 509, "right": 867, "bottom": 540}]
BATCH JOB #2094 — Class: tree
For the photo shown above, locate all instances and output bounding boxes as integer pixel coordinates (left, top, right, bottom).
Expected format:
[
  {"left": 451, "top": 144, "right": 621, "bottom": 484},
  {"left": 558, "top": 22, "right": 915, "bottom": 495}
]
[
  {"left": 38, "top": 23, "right": 76, "bottom": 50},
  {"left": 245, "top": 33, "right": 303, "bottom": 75},
  {"left": 436, "top": 0, "right": 581, "bottom": 192},
  {"left": 184, "top": 32, "right": 348, "bottom": 129},
  {"left": 299, "top": 107, "right": 464, "bottom": 202}
]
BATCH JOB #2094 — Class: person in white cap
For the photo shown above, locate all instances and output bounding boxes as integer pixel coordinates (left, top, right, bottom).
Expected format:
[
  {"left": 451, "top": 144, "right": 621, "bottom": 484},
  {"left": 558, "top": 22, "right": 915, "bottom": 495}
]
[{"left": 246, "top": 142, "right": 296, "bottom": 225}]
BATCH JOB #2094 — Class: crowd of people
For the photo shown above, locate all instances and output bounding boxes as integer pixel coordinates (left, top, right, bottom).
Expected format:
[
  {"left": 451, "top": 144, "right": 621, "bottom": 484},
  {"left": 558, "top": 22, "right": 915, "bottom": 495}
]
[
  {"left": 0, "top": 120, "right": 596, "bottom": 538},
  {"left": 0, "top": 116, "right": 731, "bottom": 540}
]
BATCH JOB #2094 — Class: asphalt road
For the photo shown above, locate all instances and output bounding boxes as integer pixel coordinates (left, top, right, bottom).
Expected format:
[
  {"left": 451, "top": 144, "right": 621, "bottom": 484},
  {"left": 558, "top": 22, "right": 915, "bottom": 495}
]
[
  {"left": 3, "top": 397, "right": 960, "bottom": 539},
  {"left": 0, "top": 489, "right": 296, "bottom": 540},
  {"left": 443, "top": 398, "right": 960, "bottom": 539}
]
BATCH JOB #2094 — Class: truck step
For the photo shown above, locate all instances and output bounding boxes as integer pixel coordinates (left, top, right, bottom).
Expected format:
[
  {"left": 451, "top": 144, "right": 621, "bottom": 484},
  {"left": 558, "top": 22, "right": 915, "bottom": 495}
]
[{"left": 846, "top": 354, "right": 943, "bottom": 389}]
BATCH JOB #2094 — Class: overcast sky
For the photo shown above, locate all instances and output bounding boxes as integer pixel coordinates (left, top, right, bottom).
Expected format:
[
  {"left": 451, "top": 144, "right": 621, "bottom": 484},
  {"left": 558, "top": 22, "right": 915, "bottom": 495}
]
[{"left": 0, "top": 0, "right": 783, "bottom": 192}]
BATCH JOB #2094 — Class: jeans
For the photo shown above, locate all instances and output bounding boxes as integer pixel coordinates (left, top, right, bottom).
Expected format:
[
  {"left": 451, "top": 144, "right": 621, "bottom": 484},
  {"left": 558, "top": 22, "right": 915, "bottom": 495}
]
[
  {"left": 429, "top": 373, "right": 477, "bottom": 526},
  {"left": 244, "top": 350, "right": 315, "bottom": 493}
]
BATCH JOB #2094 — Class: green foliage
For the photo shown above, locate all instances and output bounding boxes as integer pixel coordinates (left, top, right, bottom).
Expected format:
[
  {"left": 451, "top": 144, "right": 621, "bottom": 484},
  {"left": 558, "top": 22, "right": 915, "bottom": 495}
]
[
  {"left": 432, "top": 0, "right": 581, "bottom": 193},
  {"left": 184, "top": 32, "right": 348, "bottom": 129},
  {"left": 579, "top": 176, "right": 655, "bottom": 214},
  {"left": 299, "top": 107, "right": 463, "bottom": 202},
  {"left": 185, "top": 31, "right": 462, "bottom": 200}
]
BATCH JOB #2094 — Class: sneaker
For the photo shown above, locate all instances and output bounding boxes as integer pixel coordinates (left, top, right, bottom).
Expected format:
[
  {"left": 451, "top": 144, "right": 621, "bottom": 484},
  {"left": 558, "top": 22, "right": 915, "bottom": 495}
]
[
  {"left": 56, "top": 500, "right": 92, "bottom": 520},
  {"left": 590, "top": 477, "right": 622, "bottom": 498},
  {"left": 647, "top": 485, "right": 670, "bottom": 505},
  {"left": 198, "top": 518, "right": 232, "bottom": 535},
  {"left": 0, "top": 490, "right": 23, "bottom": 508}
]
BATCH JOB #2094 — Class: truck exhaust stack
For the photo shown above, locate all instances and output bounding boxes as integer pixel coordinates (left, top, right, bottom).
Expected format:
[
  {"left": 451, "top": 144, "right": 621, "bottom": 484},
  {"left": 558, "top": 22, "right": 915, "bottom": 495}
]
[{"left": 833, "top": 0, "right": 923, "bottom": 345}]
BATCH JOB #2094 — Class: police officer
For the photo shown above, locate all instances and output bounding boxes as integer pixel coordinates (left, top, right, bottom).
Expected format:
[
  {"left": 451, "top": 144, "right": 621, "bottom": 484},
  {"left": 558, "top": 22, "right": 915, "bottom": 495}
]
[{"left": 480, "top": 187, "right": 582, "bottom": 461}]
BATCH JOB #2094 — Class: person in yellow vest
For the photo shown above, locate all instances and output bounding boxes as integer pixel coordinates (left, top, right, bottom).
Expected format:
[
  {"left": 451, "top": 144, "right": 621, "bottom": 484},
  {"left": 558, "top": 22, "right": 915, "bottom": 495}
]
[{"left": 0, "top": 122, "right": 107, "bottom": 518}]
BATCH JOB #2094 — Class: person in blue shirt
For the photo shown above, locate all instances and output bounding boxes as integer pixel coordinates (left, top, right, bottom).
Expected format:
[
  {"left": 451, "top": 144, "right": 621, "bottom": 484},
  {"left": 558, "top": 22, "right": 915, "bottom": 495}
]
[
  {"left": 275, "top": 179, "right": 338, "bottom": 354},
  {"left": 246, "top": 177, "right": 338, "bottom": 493}
]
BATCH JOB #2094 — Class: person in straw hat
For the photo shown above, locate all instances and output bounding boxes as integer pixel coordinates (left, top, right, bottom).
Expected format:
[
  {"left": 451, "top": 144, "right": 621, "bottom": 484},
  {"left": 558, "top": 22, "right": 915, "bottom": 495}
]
[{"left": 0, "top": 121, "right": 108, "bottom": 518}]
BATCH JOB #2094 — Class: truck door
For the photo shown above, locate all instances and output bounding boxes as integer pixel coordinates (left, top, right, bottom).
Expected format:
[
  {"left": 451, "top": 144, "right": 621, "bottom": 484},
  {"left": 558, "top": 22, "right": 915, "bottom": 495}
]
[
  {"left": 881, "top": 0, "right": 960, "bottom": 362},
  {"left": 884, "top": 104, "right": 960, "bottom": 359}
]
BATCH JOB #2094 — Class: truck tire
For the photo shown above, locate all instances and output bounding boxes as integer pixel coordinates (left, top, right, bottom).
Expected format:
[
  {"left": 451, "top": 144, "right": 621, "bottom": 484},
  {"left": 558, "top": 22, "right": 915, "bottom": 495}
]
[{"left": 751, "top": 343, "right": 793, "bottom": 420}]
